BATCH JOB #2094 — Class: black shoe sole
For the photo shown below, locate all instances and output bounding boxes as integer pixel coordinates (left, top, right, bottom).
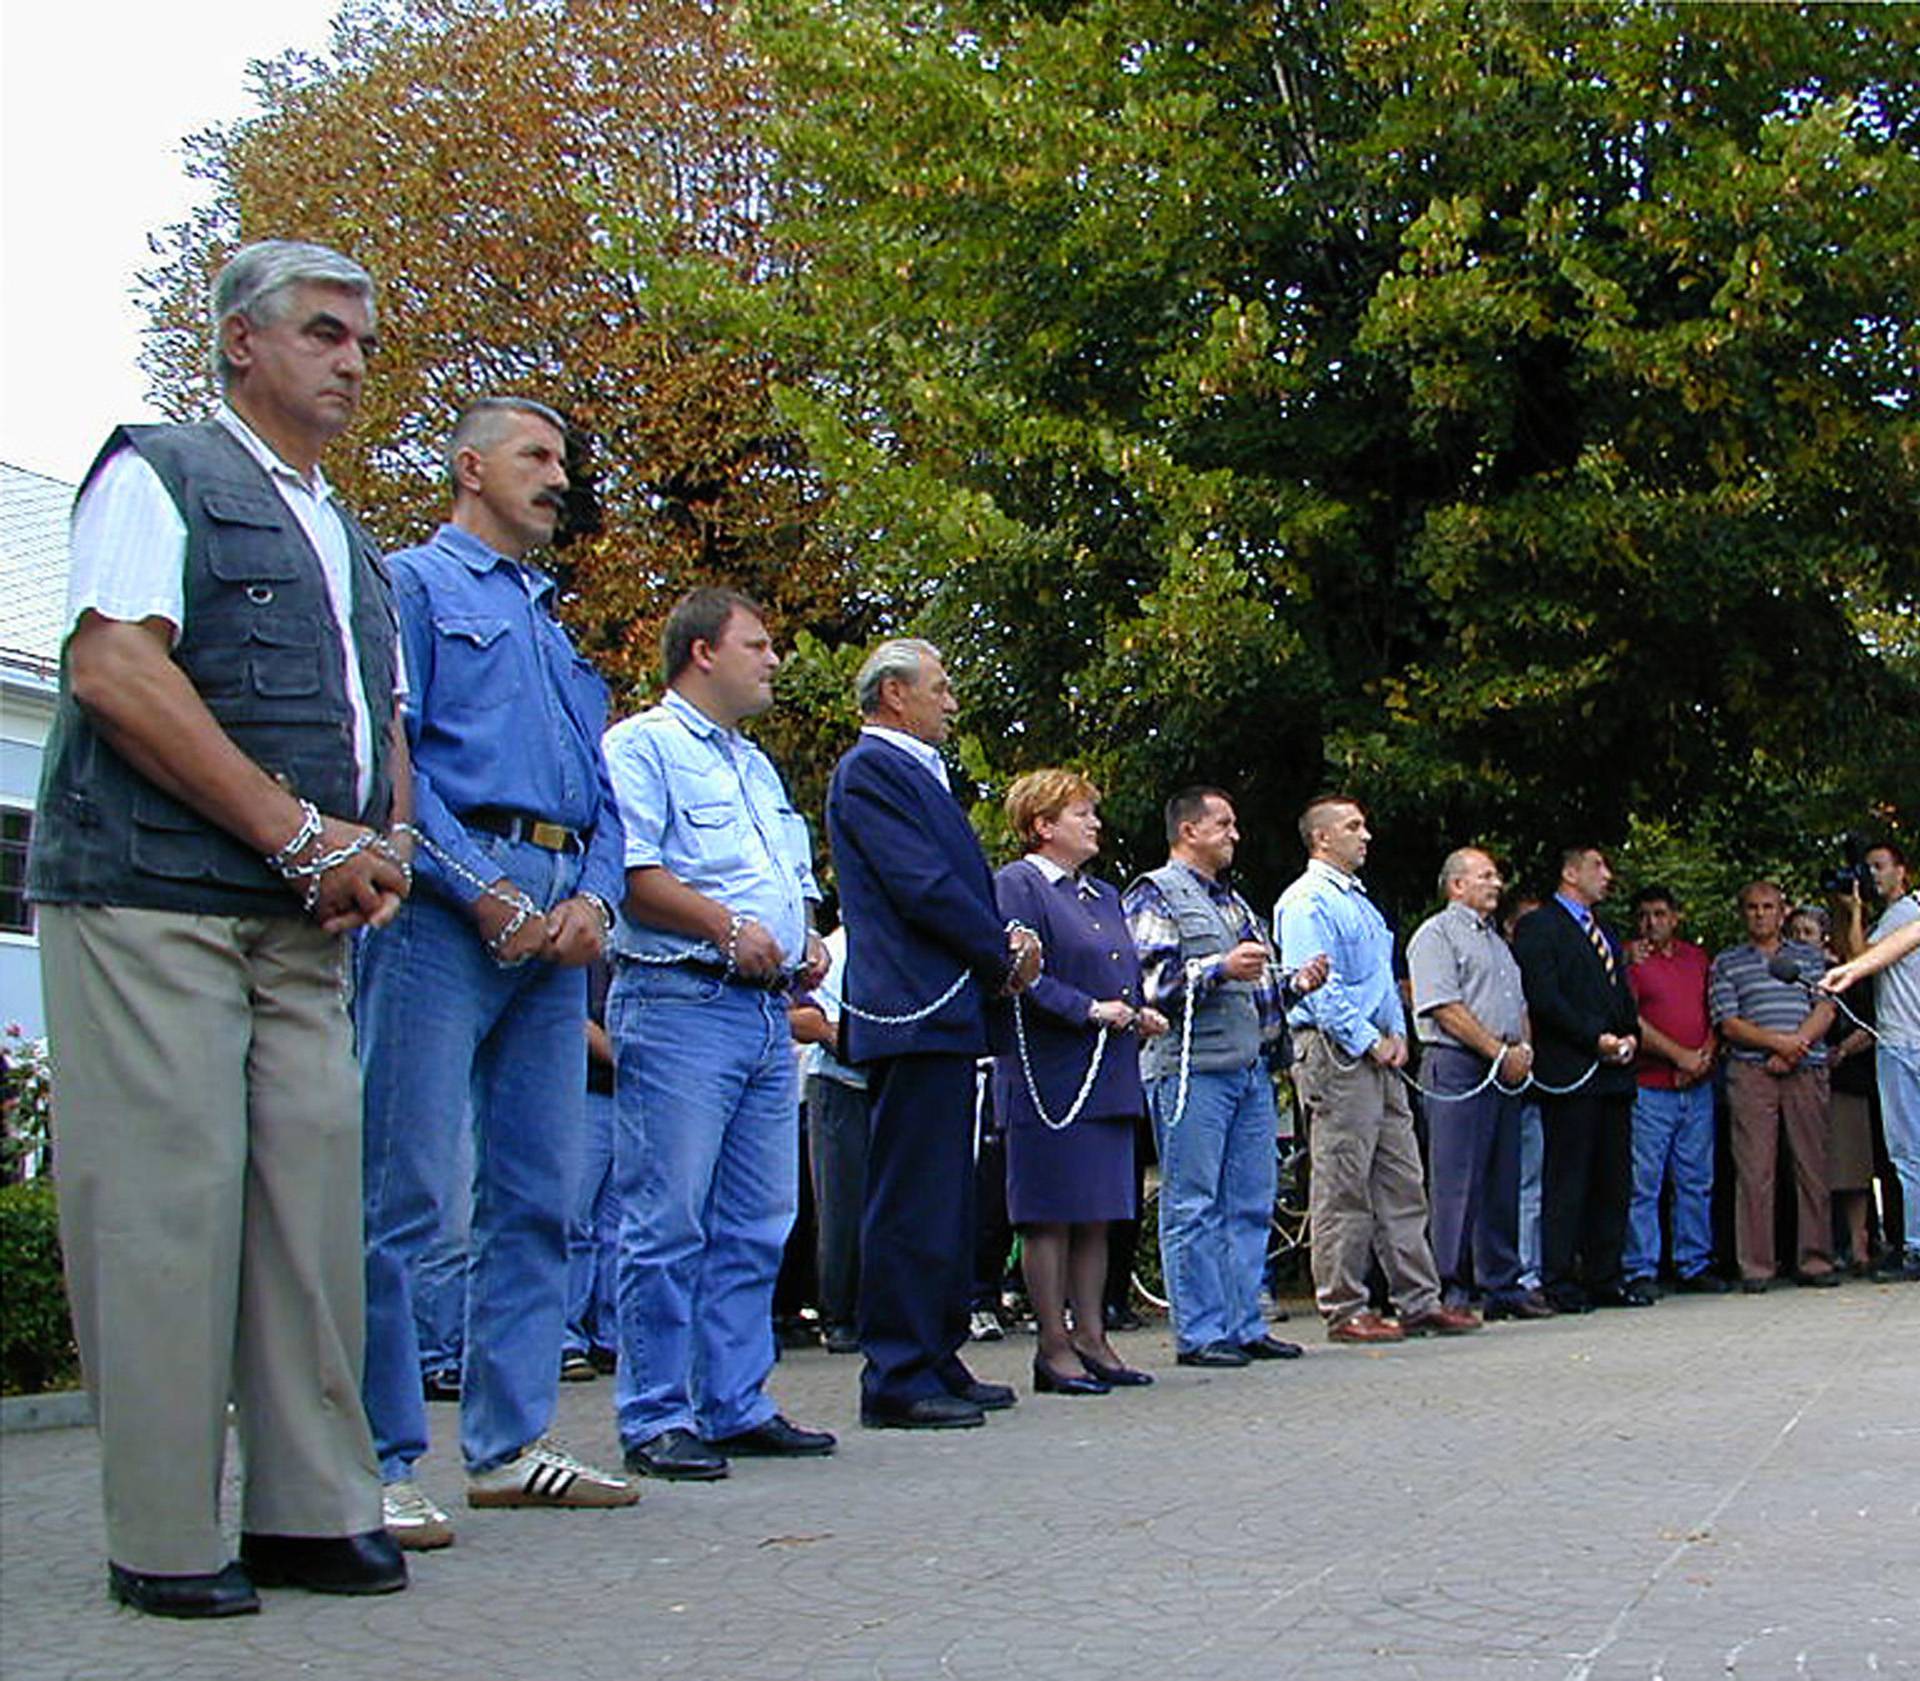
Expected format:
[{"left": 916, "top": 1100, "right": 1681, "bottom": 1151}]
[{"left": 623, "top": 1457, "right": 729, "bottom": 1480}]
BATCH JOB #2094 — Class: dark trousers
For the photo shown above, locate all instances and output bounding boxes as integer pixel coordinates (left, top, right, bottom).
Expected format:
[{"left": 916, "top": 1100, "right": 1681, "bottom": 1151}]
[
  {"left": 805, "top": 1074, "right": 869, "bottom": 1331},
  {"left": 1538, "top": 1088, "right": 1633, "bottom": 1304},
  {"left": 860, "top": 1053, "right": 977, "bottom": 1407},
  {"left": 1424, "top": 1045, "right": 1525, "bottom": 1303},
  {"left": 972, "top": 1127, "right": 1012, "bottom": 1311}
]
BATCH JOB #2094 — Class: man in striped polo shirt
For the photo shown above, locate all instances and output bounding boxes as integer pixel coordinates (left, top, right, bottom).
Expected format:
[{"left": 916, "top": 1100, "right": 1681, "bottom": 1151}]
[{"left": 1709, "top": 881, "right": 1838, "bottom": 1292}]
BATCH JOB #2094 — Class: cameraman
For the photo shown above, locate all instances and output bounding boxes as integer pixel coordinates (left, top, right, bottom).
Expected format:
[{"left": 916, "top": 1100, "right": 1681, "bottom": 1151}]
[{"left": 1822, "top": 843, "right": 1920, "bottom": 1282}]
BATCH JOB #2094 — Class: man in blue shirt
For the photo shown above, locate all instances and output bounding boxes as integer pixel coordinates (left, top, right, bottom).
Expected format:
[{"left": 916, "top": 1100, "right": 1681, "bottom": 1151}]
[
  {"left": 602, "top": 587, "right": 836, "bottom": 1480},
  {"left": 1277, "top": 795, "right": 1479, "bottom": 1344},
  {"left": 358, "top": 397, "right": 637, "bottom": 1550}
]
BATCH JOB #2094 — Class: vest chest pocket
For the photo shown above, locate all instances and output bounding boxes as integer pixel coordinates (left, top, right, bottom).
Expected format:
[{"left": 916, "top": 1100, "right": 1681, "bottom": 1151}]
[{"left": 201, "top": 489, "right": 298, "bottom": 583}]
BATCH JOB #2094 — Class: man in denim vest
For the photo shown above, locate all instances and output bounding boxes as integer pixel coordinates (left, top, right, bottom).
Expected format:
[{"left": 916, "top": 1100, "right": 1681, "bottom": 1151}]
[
  {"left": 357, "top": 397, "right": 636, "bottom": 1549},
  {"left": 1124, "top": 787, "right": 1328, "bottom": 1367},
  {"left": 29, "top": 240, "right": 410, "bottom": 1616}
]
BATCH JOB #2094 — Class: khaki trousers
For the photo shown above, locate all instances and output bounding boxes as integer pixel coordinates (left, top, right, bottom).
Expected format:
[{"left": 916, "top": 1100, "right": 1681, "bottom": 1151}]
[
  {"left": 39, "top": 905, "right": 381, "bottom": 1575},
  {"left": 1726, "top": 1058, "right": 1832, "bottom": 1282},
  {"left": 1292, "top": 1030, "right": 1442, "bottom": 1325}
]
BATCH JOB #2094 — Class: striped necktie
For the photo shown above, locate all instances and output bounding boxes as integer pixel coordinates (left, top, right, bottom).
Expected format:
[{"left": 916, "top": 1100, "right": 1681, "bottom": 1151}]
[{"left": 1586, "top": 916, "right": 1615, "bottom": 980}]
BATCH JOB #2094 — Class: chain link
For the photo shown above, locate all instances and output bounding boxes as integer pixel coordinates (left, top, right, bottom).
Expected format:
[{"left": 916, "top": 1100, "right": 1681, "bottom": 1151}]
[{"left": 1009, "top": 996, "right": 1111, "bottom": 1132}]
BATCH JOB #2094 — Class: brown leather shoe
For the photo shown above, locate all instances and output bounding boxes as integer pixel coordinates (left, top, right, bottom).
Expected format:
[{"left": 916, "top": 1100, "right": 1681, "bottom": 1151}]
[
  {"left": 1327, "top": 1310, "right": 1404, "bottom": 1344},
  {"left": 1401, "top": 1303, "right": 1482, "bottom": 1336}
]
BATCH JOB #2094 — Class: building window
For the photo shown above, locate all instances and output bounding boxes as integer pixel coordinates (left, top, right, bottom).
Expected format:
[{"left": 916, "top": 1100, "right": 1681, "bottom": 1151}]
[{"left": 1, "top": 808, "right": 31, "bottom": 935}]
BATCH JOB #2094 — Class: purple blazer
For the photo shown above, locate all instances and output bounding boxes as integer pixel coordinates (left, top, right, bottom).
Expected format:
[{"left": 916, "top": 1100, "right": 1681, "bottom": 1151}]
[{"left": 990, "top": 857, "right": 1148, "bottom": 1128}]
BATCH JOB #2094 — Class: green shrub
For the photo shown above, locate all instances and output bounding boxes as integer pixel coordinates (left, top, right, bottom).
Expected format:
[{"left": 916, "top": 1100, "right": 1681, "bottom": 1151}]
[{"left": 0, "top": 1180, "right": 80, "bottom": 1395}]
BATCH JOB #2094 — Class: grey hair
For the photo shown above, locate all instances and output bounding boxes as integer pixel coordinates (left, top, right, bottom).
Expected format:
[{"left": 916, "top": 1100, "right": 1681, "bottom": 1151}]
[
  {"left": 445, "top": 395, "right": 569, "bottom": 490},
  {"left": 211, "top": 239, "right": 376, "bottom": 388},
  {"left": 1438, "top": 846, "right": 1485, "bottom": 898},
  {"left": 856, "top": 638, "right": 941, "bottom": 716}
]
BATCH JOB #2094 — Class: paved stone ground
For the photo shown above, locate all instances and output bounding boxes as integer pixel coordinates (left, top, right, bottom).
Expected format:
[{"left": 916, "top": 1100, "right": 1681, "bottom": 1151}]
[{"left": 4, "top": 1281, "right": 1916, "bottom": 1681}]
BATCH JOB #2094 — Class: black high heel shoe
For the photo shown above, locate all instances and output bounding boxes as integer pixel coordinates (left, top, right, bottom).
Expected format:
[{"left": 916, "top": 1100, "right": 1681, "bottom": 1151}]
[
  {"left": 1077, "top": 1350, "right": 1154, "bottom": 1387},
  {"left": 1032, "top": 1357, "right": 1109, "bottom": 1396}
]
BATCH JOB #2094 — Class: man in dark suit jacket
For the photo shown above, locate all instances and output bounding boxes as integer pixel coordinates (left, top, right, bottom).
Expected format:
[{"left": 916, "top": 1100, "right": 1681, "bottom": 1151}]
[
  {"left": 825, "top": 639, "right": 1041, "bottom": 1428},
  {"left": 1512, "top": 845, "right": 1648, "bottom": 1312}
]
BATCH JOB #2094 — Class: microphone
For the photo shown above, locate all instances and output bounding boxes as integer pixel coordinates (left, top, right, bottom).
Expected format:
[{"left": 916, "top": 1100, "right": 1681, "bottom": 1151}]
[
  {"left": 1766, "top": 951, "right": 1821, "bottom": 989},
  {"left": 1768, "top": 951, "right": 1880, "bottom": 1041}
]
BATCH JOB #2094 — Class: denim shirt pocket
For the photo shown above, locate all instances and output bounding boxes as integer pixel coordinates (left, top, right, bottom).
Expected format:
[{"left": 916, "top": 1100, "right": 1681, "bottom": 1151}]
[
  {"left": 432, "top": 614, "right": 516, "bottom": 712},
  {"left": 679, "top": 798, "right": 744, "bottom": 868}
]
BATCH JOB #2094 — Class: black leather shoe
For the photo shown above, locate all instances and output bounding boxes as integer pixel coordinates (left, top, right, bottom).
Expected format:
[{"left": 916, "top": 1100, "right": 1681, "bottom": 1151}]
[
  {"left": 708, "top": 1414, "right": 837, "bottom": 1457},
  {"left": 1103, "top": 1302, "right": 1145, "bottom": 1333},
  {"left": 422, "top": 1369, "right": 461, "bottom": 1402},
  {"left": 1033, "top": 1357, "right": 1109, "bottom": 1396},
  {"left": 239, "top": 1531, "right": 407, "bottom": 1596},
  {"left": 1795, "top": 1268, "right": 1841, "bottom": 1288},
  {"left": 108, "top": 1561, "right": 259, "bottom": 1619},
  {"left": 1591, "top": 1285, "right": 1656, "bottom": 1308},
  {"left": 624, "top": 1426, "right": 730, "bottom": 1480},
  {"left": 1484, "top": 1291, "right": 1556, "bottom": 1321},
  {"left": 1239, "top": 1333, "right": 1305, "bottom": 1361},
  {"left": 950, "top": 1379, "right": 1017, "bottom": 1411},
  {"left": 1674, "top": 1271, "right": 1730, "bottom": 1295},
  {"left": 1545, "top": 1288, "right": 1593, "bottom": 1314},
  {"left": 1741, "top": 1277, "right": 1772, "bottom": 1294},
  {"left": 860, "top": 1394, "right": 986, "bottom": 1430},
  {"left": 1077, "top": 1350, "right": 1154, "bottom": 1387},
  {"left": 1175, "top": 1341, "right": 1252, "bottom": 1368}
]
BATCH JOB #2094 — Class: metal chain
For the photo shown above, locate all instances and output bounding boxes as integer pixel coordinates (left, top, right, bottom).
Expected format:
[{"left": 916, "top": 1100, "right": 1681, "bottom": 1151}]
[
  {"left": 1009, "top": 995, "right": 1111, "bottom": 1132},
  {"left": 836, "top": 968, "right": 974, "bottom": 1025}
]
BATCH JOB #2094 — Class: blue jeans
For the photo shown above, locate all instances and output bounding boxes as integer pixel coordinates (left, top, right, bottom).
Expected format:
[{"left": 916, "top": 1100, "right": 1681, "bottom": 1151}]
[
  {"left": 1517, "top": 1100, "right": 1544, "bottom": 1289},
  {"left": 359, "top": 833, "right": 587, "bottom": 1478},
  {"left": 609, "top": 963, "right": 797, "bottom": 1444},
  {"left": 1880, "top": 1041, "right": 1920, "bottom": 1252},
  {"left": 413, "top": 1113, "right": 471, "bottom": 1379},
  {"left": 1625, "top": 1083, "right": 1716, "bottom": 1280},
  {"left": 564, "top": 1088, "right": 620, "bottom": 1358},
  {"left": 1148, "top": 1063, "right": 1277, "bottom": 1350}
]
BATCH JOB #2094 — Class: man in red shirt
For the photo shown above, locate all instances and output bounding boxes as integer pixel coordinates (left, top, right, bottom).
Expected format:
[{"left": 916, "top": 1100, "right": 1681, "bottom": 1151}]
[{"left": 1624, "top": 885, "right": 1726, "bottom": 1292}]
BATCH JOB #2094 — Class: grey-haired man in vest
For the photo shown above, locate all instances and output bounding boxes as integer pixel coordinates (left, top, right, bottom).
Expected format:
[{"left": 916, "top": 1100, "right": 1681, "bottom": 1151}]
[
  {"left": 28, "top": 240, "right": 411, "bottom": 1617},
  {"left": 1123, "top": 787, "right": 1328, "bottom": 1367}
]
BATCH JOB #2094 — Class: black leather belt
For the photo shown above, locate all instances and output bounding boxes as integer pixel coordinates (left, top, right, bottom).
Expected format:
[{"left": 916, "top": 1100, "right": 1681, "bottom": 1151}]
[
  {"left": 463, "top": 808, "right": 584, "bottom": 852},
  {"left": 676, "top": 957, "right": 794, "bottom": 994}
]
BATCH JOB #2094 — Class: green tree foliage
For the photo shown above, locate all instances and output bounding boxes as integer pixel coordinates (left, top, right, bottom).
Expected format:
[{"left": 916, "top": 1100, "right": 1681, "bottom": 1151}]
[
  {"left": 662, "top": 0, "right": 1920, "bottom": 901},
  {"left": 137, "top": 0, "right": 861, "bottom": 730}
]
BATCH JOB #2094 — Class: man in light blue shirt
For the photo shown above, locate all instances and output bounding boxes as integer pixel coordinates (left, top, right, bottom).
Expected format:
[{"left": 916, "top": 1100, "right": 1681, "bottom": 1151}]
[
  {"left": 603, "top": 587, "right": 835, "bottom": 1480},
  {"left": 1277, "top": 796, "right": 1478, "bottom": 1344}
]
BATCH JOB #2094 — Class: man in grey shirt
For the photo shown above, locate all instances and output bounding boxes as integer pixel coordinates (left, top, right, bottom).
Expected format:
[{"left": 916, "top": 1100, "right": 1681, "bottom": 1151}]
[{"left": 1407, "top": 848, "right": 1545, "bottom": 1319}]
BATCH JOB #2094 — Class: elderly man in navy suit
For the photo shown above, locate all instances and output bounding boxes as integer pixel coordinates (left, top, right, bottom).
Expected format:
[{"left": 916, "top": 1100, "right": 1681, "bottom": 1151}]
[{"left": 825, "top": 639, "right": 1042, "bottom": 1429}]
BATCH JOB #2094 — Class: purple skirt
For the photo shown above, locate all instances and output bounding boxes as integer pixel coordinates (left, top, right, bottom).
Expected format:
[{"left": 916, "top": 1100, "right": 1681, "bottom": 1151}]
[{"left": 1005, "top": 1110, "right": 1137, "bottom": 1225}]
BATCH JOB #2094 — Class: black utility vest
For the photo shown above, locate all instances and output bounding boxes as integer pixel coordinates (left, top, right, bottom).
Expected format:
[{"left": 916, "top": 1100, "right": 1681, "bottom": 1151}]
[{"left": 28, "top": 421, "right": 398, "bottom": 917}]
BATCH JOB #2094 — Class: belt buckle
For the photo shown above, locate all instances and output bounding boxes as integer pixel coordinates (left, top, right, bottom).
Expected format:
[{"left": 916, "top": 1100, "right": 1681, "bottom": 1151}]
[{"left": 528, "top": 820, "right": 570, "bottom": 851}]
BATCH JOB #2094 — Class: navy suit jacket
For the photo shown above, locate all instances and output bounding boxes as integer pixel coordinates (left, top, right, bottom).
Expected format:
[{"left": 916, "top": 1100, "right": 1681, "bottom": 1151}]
[
  {"left": 1513, "top": 900, "right": 1640, "bottom": 1097},
  {"left": 825, "top": 733, "right": 1012, "bottom": 1063}
]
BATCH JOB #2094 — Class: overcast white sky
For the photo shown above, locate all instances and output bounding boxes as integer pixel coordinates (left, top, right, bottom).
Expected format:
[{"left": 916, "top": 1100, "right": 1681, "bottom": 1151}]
[{"left": 1, "top": 1, "right": 348, "bottom": 485}]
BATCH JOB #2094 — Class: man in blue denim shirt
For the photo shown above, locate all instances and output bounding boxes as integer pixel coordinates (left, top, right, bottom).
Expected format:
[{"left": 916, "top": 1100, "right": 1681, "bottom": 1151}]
[
  {"left": 358, "top": 397, "right": 637, "bottom": 1549},
  {"left": 1277, "top": 795, "right": 1478, "bottom": 1344},
  {"left": 602, "top": 586, "right": 836, "bottom": 1481}
]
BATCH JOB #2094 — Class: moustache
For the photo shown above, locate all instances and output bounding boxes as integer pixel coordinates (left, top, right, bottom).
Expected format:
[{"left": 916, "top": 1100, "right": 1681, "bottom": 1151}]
[{"left": 533, "top": 489, "right": 568, "bottom": 513}]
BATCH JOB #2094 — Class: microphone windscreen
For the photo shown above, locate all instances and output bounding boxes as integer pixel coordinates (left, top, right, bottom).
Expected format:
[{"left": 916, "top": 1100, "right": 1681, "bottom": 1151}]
[{"left": 1767, "top": 952, "right": 1807, "bottom": 985}]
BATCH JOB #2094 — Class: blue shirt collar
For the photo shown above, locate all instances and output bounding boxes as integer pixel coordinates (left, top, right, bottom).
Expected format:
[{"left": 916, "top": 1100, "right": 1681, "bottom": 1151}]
[
  {"left": 434, "top": 522, "right": 555, "bottom": 603},
  {"left": 1553, "top": 890, "right": 1593, "bottom": 928},
  {"left": 860, "top": 724, "right": 949, "bottom": 788},
  {"left": 1307, "top": 857, "right": 1365, "bottom": 894},
  {"left": 660, "top": 685, "right": 732, "bottom": 742}
]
